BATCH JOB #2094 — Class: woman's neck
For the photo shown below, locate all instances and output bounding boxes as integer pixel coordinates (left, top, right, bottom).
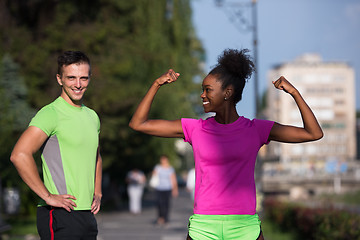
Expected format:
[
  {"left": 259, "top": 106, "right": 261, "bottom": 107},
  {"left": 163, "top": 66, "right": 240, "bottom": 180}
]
[{"left": 214, "top": 107, "right": 239, "bottom": 124}]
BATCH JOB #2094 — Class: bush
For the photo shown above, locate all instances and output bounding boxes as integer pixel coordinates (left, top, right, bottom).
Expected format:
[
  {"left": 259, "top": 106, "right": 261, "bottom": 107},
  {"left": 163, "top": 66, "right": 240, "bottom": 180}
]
[{"left": 264, "top": 198, "right": 360, "bottom": 240}]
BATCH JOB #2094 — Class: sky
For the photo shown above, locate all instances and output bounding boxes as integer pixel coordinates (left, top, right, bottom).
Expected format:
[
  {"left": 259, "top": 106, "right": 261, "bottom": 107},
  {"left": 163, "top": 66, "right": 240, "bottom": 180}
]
[{"left": 191, "top": 0, "right": 360, "bottom": 119}]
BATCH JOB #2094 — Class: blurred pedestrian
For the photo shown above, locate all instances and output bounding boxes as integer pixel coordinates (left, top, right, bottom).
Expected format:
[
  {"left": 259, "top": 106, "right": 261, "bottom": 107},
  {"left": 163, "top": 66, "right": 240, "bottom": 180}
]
[
  {"left": 126, "top": 168, "right": 146, "bottom": 214},
  {"left": 186, "top": 168, "right": 195, "bottom": 200},
  {"left": 11, "top": 51, "right": 102, "bottom": 239},
  {"left": 151, "top": 155, "right": 178, "bottom": 225},
  {"left": 129, "top": 48, "right": 323, "bottom": 239}
]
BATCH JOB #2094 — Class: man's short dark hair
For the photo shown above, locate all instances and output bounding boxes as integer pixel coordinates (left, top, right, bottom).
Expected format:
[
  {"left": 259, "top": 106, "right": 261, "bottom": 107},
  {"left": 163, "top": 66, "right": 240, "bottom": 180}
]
[{"left": 57, "top": 51, "right": 91, "bottom": 76}]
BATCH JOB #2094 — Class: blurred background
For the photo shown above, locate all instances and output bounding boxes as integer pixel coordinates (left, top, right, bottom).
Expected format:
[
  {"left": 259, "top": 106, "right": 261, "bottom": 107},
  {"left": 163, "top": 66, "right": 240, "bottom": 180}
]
[{"left": 0, "top": 0, "right": 359, "bottom": 239}]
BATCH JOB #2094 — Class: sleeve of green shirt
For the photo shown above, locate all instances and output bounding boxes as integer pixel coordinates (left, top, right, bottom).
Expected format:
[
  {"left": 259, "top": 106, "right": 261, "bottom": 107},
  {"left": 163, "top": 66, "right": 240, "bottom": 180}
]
[{"left": 29, "top": 105, "right": 57, "bottom": 136}]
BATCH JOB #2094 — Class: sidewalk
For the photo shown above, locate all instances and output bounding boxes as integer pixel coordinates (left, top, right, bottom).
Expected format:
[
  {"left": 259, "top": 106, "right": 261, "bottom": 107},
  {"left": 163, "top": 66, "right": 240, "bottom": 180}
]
[{"left": 97, "top": 188, "right": 194, "bottom": 240}]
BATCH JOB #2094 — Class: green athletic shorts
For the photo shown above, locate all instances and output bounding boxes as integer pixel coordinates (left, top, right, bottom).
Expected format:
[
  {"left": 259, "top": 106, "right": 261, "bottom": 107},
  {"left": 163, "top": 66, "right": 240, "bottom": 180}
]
[{"left": 188, "top": 214, "right": 261, "bottom": 240}]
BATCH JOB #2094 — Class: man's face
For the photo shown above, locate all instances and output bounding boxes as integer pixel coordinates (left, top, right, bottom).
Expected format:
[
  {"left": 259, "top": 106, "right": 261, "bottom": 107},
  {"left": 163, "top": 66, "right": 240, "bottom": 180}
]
[{"left": 56, "top": 63, "right": 90, "bottom": 107}]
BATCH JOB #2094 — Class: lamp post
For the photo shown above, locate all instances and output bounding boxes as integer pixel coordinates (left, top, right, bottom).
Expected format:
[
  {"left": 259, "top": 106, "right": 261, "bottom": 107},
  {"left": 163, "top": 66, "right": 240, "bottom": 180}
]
[
  {"left": 215, "top": 0, "right": 259, "bottom": 117},
  {"left": 215, "top": 1, "right": 264, "bottom": 205}
]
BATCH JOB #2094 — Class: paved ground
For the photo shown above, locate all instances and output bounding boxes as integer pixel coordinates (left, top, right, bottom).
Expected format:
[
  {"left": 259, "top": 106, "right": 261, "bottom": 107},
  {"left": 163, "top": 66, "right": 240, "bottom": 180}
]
[
  {"left": 97, "top": 189, "right": 194, "bottom": 240},
  {"left": 0, "top": 188, "right": 193, "bottom": 240}
]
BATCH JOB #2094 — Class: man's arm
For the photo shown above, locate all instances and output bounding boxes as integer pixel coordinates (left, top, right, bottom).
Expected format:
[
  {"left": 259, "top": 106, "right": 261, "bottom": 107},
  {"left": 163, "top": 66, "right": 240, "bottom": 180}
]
[
  {"left": 10, "top": 126, "right": 77, "bottom": 212},
  {"left": 91, "top": 147, "right": 102, "bottom": 214}
]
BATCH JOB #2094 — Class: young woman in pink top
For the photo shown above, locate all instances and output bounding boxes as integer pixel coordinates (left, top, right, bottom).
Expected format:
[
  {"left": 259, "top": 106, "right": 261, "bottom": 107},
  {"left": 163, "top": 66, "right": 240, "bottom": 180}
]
[{"left": 129, "top": 49, "right": 323, "bottom": 240}]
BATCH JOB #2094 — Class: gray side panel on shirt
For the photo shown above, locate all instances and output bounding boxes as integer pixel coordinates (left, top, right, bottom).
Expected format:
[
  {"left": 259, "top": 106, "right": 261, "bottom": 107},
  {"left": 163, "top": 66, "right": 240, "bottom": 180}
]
[{"left": 42, "top": 135, "right": 67, "bottom": 195}]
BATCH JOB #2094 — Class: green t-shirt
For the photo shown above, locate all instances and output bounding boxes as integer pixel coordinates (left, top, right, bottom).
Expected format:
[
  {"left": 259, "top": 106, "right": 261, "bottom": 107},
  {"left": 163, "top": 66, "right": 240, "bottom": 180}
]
[{"left": 29, "top": 97, "right": 100, "bottom": 210}]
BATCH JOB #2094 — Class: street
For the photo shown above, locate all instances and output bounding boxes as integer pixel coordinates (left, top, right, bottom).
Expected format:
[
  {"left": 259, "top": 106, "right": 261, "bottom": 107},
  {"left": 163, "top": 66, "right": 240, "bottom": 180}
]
[{"left": 97, "top": 188, "right": 193, "bottom": 240}]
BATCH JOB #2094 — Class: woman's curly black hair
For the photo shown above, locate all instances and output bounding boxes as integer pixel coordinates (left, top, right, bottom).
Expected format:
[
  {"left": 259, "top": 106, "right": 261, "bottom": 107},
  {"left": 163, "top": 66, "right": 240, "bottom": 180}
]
[{"left": 209, "top": 49, "right": 255, "bottom": 103}]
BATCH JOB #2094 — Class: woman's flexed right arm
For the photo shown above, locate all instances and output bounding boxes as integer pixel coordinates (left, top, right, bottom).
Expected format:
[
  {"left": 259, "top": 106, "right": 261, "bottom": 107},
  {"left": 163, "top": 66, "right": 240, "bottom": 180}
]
[{"left": 129, "top": 69, "right": 184, "bottom": 138}]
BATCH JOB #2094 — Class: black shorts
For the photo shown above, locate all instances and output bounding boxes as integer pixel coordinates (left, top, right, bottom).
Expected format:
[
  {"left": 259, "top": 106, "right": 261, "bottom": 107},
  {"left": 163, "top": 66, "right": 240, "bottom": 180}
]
[{"left": 37, "top": 206, "right": 98, "bottom": 240}]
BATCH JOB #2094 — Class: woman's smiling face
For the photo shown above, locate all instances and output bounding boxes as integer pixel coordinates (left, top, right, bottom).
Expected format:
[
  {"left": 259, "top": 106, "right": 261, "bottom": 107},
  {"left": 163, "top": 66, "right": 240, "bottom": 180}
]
[{"left": 201, "top": 74, "right": 226, "bottom": 113}]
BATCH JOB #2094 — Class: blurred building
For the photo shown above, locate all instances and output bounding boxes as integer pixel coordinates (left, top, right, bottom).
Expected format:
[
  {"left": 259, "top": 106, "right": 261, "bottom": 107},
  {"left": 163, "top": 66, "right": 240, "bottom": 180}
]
[
  {"left": 265, "top": 53, "right": 356, "bottom": 175},
  {"left": 357, "top": 117, "right": 360, "bottom": 160}
]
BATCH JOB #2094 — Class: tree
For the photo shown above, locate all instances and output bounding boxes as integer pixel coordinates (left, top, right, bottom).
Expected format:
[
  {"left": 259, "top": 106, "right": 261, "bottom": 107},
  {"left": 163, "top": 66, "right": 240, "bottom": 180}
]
[
  {"left": 0, "top": 54, "right": 36, "bottom": 214},
  {"left": 0, "top": 0, "right": 204, "bottom": 209}
]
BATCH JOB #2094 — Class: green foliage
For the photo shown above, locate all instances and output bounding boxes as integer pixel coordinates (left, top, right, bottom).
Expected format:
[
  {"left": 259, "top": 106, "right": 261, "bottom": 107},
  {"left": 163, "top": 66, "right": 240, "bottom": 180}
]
[
  {"left": 0, "top": 55, "right": 35, "bottom": 184},
  {"left": 318, "top": 190, "right": 360, "bottom": 206},
  {"left": 4, "top": 214, "right": 37, "bottom": 235},
  {"left": 0, "top": 54, "right": 38, "bottom": 215},
  {"left": 0, "top": 0, "right": 204, "bottom": 214},
  {"left": 264, "top": 198, "right": 360, "bottom": 240},
  {"left": 261, "top": 220, "right": 298, "bottom": 240}
]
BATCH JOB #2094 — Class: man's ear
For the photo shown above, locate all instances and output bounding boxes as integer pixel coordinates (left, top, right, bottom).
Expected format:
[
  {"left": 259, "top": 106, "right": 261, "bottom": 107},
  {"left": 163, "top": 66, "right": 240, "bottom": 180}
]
[{"left": 56, "top": 74, "right": 63, "bottom": 86}]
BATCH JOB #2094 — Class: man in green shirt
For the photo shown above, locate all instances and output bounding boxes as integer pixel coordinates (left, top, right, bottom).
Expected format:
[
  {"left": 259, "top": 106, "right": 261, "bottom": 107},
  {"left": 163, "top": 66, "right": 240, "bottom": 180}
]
[{"left": 11, "top": 51, "right": 102, "bottom": 239}]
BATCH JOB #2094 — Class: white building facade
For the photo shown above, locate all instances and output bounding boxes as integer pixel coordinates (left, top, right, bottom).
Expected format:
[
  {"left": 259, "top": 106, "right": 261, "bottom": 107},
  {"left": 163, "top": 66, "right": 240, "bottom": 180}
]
[{"left": 265, "top": 54, "right": 356, "bottom": 175}]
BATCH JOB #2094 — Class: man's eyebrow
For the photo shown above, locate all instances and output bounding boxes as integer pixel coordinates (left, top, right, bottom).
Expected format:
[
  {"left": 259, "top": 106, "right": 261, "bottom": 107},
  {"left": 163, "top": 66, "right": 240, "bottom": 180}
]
[{"left": 65, "top": 75, "right": 89, "bottom": 79}]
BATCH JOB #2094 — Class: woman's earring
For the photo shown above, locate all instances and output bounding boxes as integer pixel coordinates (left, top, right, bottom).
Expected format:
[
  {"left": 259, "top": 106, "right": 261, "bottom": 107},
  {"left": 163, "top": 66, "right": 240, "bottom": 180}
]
[{"left": 224, "top": 97, "right": 227, "bottom": 101}]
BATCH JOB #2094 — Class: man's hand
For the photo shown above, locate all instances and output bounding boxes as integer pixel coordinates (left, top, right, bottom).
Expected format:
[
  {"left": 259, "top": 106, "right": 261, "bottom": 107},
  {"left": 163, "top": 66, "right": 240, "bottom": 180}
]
[
  {"left": 45, "top": 194, "right": 77, "bottom": 212},
  {"left": 91, "top": 194, "right": 102, "bottom": 214}
]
